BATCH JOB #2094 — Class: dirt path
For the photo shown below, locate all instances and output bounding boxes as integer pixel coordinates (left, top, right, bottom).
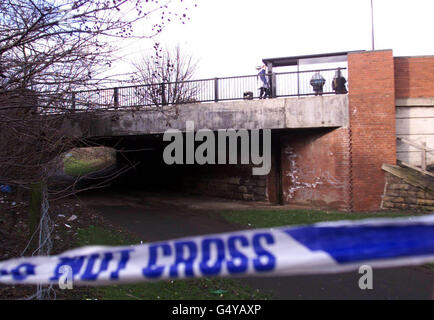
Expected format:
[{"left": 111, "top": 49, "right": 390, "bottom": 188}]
[{"left": 79, "top": 191, "right": 434, "bottom": 300}]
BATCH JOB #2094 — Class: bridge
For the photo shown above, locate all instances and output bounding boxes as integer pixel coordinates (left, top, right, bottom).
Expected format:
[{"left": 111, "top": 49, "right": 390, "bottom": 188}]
[
  {"left": 60, "top": 50, "right": 434, "bottom": 213},
  {"left": 66, "top": 95, "right": 348, "bottom": 137},
  {"left": 66, "top": 52, "right": 350, "bottom": 134}
]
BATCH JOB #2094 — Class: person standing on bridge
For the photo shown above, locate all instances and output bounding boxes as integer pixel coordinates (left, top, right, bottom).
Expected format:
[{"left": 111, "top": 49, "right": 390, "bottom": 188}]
[
  {"left": 256, "top": 65, "right": 270, "bottom": 99},
  {"left": 332, "top": 67, "right": 348, "bottom": 94},
  {"left": 310, "top": 72, "right": 326, "bottom": 96}
]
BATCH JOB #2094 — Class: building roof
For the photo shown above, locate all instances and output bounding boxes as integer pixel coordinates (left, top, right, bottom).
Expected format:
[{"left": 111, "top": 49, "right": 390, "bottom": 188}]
[{"left": 262, "top": 50, "right": 365, "bottom": 67}]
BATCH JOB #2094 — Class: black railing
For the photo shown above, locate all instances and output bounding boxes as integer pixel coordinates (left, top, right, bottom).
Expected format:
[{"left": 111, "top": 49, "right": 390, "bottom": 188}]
[{"left": 70, "top": 67, "right": 348, "bottom": 110}]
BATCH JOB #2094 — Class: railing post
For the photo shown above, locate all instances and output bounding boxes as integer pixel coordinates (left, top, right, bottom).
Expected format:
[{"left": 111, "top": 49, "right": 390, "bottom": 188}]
[
  {"left": 421, "top": 142, "right": 427, "bottom": 171},
  {"left": 297, "top": 70, "right": 300, "bottom": 96},
  {"left": 114, "top": 87, "right": 119, "bottom": 108},
  {"left": 71, "top": 92, "right": 76, "bottom": 110},
  {"left": 214, "top": 77, "right": 219, "bottom": 102},
  {"left": 268, "top": 72, "right": 276, "bottom": 98},
  {"left": 161, "top": 83, "right": 167, "bottom": 106}
]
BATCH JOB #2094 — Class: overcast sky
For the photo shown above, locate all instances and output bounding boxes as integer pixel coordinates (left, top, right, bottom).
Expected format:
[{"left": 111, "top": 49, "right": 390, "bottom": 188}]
[{"left": 114, "top": 0, "right": 434, "bottom": 79}]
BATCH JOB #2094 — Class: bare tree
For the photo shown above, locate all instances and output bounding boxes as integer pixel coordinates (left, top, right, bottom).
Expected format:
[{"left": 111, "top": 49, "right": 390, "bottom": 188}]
[
  {"left": 0, "top": 0, "right": 196, "bottom": 97},
  {"left": 131, "top": 44, "right": 199, "bottom": 108},
  {"left": 0, "top": 0, "right": 197, "bottom": 259}
]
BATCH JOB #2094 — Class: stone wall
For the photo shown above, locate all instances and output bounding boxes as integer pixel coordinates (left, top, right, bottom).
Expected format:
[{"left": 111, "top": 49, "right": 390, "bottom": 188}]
[
  {"left": 382, "top": 172, "right": 434, "bottom": 212},
  {"left": 182, "top": 165, "right": 267, "bottom": 201}
]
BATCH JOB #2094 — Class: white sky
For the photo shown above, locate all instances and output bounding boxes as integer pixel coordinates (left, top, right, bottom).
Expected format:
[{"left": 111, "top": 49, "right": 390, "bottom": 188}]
[{"left": 111, "top": 0, "right": 434, "bottom": 80}]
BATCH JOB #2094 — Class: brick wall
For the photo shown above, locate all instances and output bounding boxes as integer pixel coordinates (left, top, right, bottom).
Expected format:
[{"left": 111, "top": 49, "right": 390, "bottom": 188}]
[
  {"left": 348, "top": 50, "right": 397, "bottom": 211},
  {"left": 395, "top": 56, "right": 434, "bottom": 98},
  {"left": 280, "top": 128, "right": 351, "bottom": 211}
]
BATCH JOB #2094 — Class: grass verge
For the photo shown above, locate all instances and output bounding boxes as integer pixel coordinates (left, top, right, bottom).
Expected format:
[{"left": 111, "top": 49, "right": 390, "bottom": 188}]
[
  {"left": 76, "top": 225, "right": 270, "bottom": 300},
  {"left": 63, "top": 157, "right": 111, "bottom": 177},
  {"left": 220, "top": 209, "right": 418, "bottom": 229}
]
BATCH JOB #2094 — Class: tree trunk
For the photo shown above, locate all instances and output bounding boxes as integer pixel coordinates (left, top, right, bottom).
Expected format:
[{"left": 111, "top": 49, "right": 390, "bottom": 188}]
[{"left": 28, "top": 182, "right": 43, "bottom": 253}]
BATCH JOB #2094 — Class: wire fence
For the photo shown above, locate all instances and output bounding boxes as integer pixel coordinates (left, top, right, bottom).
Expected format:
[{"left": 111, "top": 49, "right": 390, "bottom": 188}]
[
  {"left": 20, "top": 182, "right": 56, "bottom": 300},
  {"left": 70, "top": 67, "right": 348, "bottom": 110}
]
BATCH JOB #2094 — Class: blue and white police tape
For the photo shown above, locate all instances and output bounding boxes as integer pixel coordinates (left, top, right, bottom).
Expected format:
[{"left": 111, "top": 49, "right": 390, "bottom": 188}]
[{"left": 1, "top": 215, "right": 434, "bottom": 285}]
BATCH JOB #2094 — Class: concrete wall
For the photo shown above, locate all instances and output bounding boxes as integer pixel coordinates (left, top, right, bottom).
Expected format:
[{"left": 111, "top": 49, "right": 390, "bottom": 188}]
[
  {"left": 396, "top": 100, "right": 434, "bottom": 168},
  {"left": 64, "top": 95, "right": 349, "bottom": 138}
]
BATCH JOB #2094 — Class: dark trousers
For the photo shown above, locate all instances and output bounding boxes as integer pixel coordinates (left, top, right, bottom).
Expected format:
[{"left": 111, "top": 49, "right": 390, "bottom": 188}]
[
  {"left": 259, "top": 87, "right": 270, "bottom": 99},
  {"left": 312, "top": 85, "right": 323, "bottom": 96}
]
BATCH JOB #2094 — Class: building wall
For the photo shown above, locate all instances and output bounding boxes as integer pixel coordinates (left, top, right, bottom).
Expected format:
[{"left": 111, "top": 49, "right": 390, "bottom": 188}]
[
  {"left": 394, "top": 56, "right": 434, "bottom": 169},
  {"left": 396, "top": 104, "right": 434, "bottom": 168},
  {"left": 395, "top": 56, "right": 434, "bottom": 98}
]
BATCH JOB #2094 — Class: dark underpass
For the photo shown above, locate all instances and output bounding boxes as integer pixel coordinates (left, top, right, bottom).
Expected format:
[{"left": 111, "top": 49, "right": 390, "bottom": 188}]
[{"left": 102, "top": 132, "right": 272, "bottom": 202}]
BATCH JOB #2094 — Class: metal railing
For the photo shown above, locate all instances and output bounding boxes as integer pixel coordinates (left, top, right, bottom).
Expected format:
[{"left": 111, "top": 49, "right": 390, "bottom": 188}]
[
  {"left": 70, "top": 67, "right": 348, "bottom": 110},
  {"left": 397, "top": 137, "right": 434, "bottom": 173}
]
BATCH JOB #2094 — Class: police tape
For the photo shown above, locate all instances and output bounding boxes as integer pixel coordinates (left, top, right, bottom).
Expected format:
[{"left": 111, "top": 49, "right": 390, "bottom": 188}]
[{"left": 1, "top": 215, "right": 434, "bottom": 286}]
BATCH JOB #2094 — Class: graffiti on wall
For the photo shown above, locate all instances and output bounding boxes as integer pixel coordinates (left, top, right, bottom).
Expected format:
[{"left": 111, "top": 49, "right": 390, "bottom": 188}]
[{"left": 283, "top": 146, "right": 345, "bottom": 202}]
